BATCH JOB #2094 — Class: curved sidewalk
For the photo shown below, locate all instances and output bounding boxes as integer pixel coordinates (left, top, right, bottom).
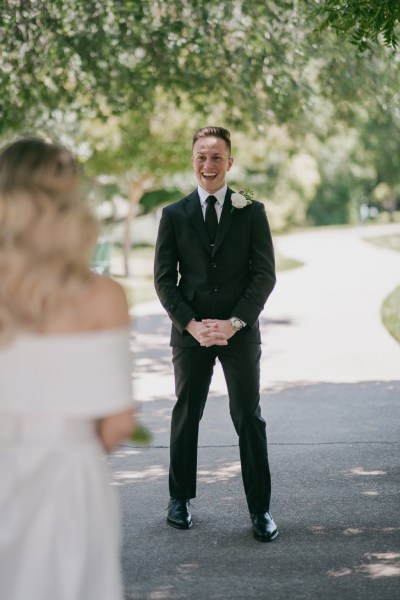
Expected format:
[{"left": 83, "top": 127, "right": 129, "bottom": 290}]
[{"left": 112, "top": 223, "right": 400, "bottom": 600}]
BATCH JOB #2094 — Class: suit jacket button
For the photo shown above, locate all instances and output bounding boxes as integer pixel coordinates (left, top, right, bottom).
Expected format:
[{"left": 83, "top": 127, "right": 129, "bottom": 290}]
[
  {"left": 212, "top": 263, "right": 217, "bottom": 268},
  {"left": 213, "top": 287, "right": 218, "bottom": 292}
]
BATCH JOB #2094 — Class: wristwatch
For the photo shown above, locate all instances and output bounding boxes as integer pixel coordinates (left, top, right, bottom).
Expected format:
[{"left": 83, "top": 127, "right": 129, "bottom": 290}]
[{"left": 230, "top": 317, "right": 245, "bottom": 331}]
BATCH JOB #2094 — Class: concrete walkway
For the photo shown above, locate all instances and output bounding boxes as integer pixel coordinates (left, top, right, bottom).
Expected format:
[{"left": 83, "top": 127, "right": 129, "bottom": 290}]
[{"left": 111, "top": 223, "right": 400, "bottom": 600}]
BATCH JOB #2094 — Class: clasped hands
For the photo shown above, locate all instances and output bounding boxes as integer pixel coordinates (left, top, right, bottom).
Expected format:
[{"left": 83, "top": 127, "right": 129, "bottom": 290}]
[{"left": 185, "top": 319, "right": 235, "bottom": 347}]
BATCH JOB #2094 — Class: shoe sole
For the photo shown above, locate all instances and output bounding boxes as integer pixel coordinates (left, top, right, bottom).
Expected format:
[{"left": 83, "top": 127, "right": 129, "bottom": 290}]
[
  {"left": 167, "top": 518, "right": 193, "bottom": 530},
  {"left": 253, "top": 529, "right": 279, "bottom": 542}
]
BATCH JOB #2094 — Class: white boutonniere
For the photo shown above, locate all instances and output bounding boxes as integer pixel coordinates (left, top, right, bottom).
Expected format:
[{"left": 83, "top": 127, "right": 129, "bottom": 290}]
[{"left": 231, "top": 189, "right": 254, "bottom": 213}]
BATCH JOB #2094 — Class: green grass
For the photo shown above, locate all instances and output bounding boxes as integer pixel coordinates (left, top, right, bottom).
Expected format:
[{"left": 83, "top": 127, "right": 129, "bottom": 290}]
[
  {"left": 363, "top": 234, "right": 400, "bottom": 344},
  {"left": 381, "top": 285, "right": 400, "bottom": 344},
  {"left": 276, "top": 254, "right": 304, "bottom": 272},
  {"left": 363, "top": 234, "right": 400, "bottom": 252}
]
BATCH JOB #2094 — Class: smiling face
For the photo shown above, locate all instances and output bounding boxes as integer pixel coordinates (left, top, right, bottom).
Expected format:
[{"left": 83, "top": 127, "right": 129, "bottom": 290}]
[{"left": 192, "top": 136, "right": 233, "bottom": 194}]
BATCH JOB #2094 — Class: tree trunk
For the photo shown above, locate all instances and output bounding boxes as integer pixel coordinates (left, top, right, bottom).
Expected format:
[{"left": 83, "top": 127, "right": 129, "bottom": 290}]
[{"left": 123, "top": 174, "right": 151, "bottom": 277}]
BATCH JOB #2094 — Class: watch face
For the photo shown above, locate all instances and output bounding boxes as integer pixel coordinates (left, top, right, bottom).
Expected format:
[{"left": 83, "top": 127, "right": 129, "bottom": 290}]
[{"left": 231, "top": 318, "right": 242, "bottom": 330}]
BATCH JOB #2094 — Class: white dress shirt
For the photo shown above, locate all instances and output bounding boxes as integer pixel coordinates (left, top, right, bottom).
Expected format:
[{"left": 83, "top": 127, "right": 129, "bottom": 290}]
[
  {"left": 197, "top": 185, "right": 227, "bottom": 222},
  {"left": 196, "top": 184, "right": 246, "bottom": 329}
]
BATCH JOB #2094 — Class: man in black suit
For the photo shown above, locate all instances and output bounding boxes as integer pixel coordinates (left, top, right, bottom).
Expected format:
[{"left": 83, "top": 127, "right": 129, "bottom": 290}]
[{"left": 154, "top": 126, "right": 278, "bottom": 541}]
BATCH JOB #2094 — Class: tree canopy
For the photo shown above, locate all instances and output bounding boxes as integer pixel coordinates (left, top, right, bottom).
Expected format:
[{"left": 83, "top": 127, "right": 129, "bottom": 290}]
[
  {"left": 2, "top": 0, "right": 399, "bottom": 135},
  {"left": 312, "top": 0, "right": 400, "bottom": 51},
  {"left": 1, "top": 0, "right": 400, "bottom": 237}
]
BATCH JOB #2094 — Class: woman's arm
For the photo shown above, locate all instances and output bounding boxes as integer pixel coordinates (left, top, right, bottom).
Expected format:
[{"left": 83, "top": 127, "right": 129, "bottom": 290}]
[
  {"left": 97, "top": 409, "right": 135, "bottom": 453},
  {"left": 89, "top": 276, "right": 135, "bottom": 451}
]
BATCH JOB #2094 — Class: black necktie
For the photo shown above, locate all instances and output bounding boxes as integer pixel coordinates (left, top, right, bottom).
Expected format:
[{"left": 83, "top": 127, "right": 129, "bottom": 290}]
[{"left": 205, "top": 195, "right": 218, "bottom": 246}]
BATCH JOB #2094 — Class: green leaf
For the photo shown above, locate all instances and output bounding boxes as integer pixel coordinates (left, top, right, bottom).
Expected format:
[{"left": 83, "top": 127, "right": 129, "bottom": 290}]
[{"left": 129, "top": 422, "right": 152, "bottom": 446}]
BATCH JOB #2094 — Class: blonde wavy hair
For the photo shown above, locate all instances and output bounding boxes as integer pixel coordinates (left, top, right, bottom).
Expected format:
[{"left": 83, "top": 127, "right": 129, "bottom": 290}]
[{"left": 0, "top": 137, "right": 99, "bottom": 344}]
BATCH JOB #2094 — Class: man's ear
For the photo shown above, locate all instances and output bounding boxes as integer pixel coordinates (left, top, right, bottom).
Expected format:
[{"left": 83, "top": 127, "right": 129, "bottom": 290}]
[{"left": 227, "top": 156, "right": 234, "bottom": 171}]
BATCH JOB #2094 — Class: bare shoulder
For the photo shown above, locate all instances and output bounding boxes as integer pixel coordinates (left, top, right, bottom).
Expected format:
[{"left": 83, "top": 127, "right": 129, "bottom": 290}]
[{"left": 81, "top": 275, "right": 130, "bottom": 330}]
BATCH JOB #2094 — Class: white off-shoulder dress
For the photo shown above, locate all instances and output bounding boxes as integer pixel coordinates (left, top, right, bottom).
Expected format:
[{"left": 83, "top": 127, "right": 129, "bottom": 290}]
[{"left": 0, "top": 327, "right": 133, "bottom": 600}]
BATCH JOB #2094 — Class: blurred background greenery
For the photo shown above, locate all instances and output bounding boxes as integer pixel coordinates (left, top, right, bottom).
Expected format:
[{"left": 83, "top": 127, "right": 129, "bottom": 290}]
[
  {"left": 1, "top": 1, "right": 399, "bottom": 281},
  {"left": 2, "top": 2, "right": 400, "bottom": 263}
]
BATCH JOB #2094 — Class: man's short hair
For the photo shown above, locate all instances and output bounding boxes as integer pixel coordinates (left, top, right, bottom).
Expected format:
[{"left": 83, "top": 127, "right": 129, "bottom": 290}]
[{"left": 192, "top": 126, "right": 231, "bottom": 154}]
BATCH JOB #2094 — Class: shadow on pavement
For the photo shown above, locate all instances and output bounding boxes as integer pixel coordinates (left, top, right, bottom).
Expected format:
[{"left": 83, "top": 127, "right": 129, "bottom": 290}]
[{"left": 110, "top": 379, "right": 400, "bottom": 600}]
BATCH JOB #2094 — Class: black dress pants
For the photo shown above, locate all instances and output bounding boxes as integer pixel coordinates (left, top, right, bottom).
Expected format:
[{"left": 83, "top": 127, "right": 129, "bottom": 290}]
[{"left": 169, "top": 342, "right": 272, "bottom": 514}]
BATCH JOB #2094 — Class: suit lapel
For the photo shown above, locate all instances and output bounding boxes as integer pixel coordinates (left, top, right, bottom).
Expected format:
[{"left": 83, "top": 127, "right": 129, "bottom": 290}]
[
  {"left": 184, "top": 188, "right": 236, "bottom": 256},
  {"left": 184, "top": 190, "right": 212, "bottom": 254},
  {"left": 212, "top": 187, "right": 235, "bottom": 256}
]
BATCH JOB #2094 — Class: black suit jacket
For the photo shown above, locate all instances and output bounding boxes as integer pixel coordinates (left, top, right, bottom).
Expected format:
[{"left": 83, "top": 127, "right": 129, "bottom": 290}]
[{"left": 154, "top": 187, "right": 276, "bottom": 347}]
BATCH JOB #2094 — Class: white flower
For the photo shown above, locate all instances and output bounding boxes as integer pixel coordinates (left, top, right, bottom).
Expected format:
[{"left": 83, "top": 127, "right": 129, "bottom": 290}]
[
  {"left": 231, "top": 193, "right": 249, "bottom": 209},
  {"left": 231, "top": 189, "right": 254, "bottom": 212}
]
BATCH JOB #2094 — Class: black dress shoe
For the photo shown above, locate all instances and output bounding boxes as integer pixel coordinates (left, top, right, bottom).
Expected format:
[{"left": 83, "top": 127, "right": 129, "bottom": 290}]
[
  {"left": 251, "top": 512, "right": 278, "bottom": 542},
  {"left": 167, "top": 498, "right": 192, "bottom": 529}
]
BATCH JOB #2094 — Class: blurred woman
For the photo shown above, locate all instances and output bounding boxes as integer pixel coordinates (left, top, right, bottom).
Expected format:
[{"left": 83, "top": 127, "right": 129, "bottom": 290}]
[{"left": 0, "top": 138, "right": 134, "bottom": 600}]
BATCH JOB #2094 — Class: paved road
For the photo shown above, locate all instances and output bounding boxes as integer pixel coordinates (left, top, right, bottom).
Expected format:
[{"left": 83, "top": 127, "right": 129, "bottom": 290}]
[
  {"left": 265, "top": 223, "right": 400, "bottom": 384},
  {"left": 111, "top": 223, "right": 400, "bottom": 600}
]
